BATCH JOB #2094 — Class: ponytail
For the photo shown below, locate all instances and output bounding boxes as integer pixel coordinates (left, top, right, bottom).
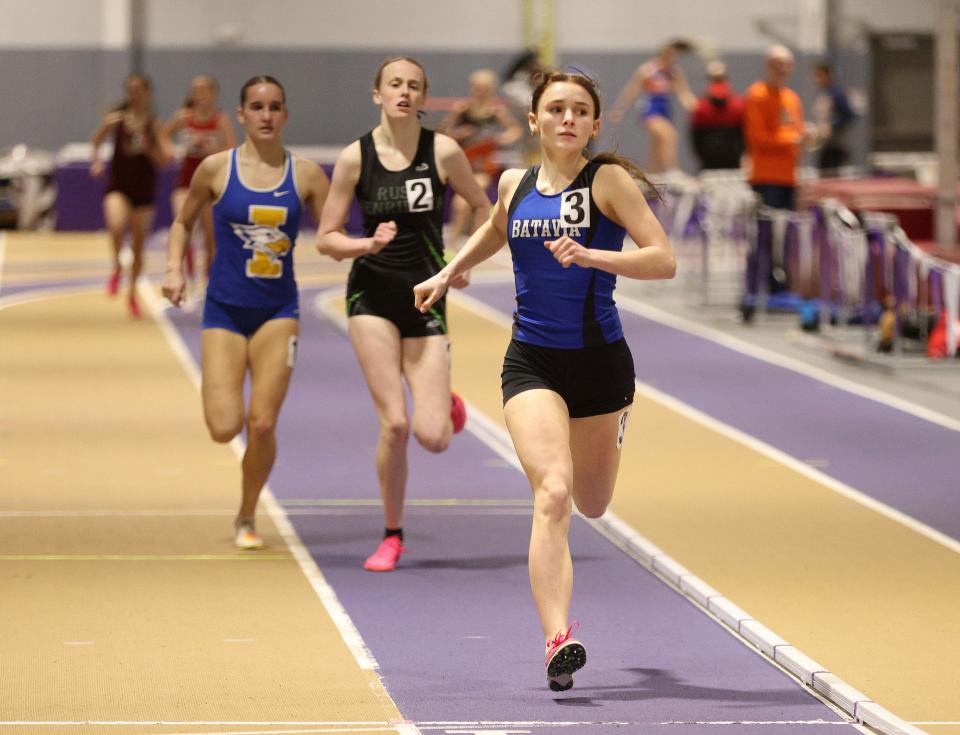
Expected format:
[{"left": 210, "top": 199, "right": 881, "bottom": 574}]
[{"left": 591, "top": 151, "right": 662, "bottom": 201}]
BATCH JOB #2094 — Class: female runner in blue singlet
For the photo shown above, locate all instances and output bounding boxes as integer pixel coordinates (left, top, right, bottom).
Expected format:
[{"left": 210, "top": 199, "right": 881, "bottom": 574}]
[
  {"left": 414, "top": 70, "right": 676, "bottom": 691},
  {"left": 315, "top": 57, "right": 490, "bottom": 573},
  {"left": 162, "top": 76, "right": 330, "bottom": 550},
  {"left": 610, "top": 39, "right": 696, "bottom": 173}
]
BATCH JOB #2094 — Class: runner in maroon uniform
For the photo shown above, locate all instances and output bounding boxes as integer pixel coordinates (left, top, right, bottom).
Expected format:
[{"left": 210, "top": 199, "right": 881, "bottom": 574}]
[{"left": 90, "top": 73, "right": 172, "bottom": 317}]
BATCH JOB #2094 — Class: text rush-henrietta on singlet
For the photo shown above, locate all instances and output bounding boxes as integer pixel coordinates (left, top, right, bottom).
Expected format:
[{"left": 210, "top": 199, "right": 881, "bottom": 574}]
[{"left": 353, "top": 127, "right": 448, "bottom": 277}]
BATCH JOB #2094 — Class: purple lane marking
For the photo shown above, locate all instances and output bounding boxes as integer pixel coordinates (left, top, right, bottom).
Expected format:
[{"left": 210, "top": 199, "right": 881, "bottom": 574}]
[
  {"left": 469, "top": 281, "right": 960, "bottom": 544},
  {"left": 167, "top": 294, "right": 847, "bottom": 732}
]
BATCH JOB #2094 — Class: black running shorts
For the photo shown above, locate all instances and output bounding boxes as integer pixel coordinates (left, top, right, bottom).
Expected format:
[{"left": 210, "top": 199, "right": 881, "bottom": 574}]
[
  {"left": 346, "top": 264, "right": 447, "bottom": 338},
  {"left": 501, "top": 337, "right": 635, "bottom": 418}
]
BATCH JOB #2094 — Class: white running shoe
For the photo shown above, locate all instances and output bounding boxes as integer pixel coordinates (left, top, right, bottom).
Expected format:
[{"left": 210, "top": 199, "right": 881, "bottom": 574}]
[{"left": 234, "top": 516, "right": 264, "bottom": 550}]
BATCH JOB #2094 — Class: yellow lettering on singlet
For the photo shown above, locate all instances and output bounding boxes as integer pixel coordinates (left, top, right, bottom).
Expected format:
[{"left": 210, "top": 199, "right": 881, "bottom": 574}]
[{"left": 241, "top": 205, "right": 290, "bottom": 279}]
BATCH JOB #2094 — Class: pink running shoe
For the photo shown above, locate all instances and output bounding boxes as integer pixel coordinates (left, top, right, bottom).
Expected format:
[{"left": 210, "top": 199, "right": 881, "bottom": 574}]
[
  {"left": 106, "top": 266, "right": 121, "bottom": 296},
  {"left": 545, "top": 622, "right": 586, "bottom": 692},
  {"left": 128, "top": 294, "right": 142, "bottom": 319},
  {"left": 450, "top": 391, "right": 467, "bottom": 434},
  {"left": 363, "top": 535, "right": 405, "bottom": 572}
]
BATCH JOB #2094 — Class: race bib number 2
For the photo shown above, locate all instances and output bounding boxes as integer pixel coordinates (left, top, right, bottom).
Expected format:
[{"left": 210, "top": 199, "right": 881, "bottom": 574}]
[
  {"left": 405, "top": 178, "right": 434, "bottom": 212},
  {"left": 560, "top": 188, "right": 590, "bottom": 229}
]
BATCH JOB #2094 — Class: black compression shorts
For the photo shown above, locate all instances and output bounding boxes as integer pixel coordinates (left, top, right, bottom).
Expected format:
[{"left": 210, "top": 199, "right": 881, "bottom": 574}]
[
  {"left": 501, "top": 337, "right": 635, "bottom": 418},
  {"left": 345, "top": 264, "right": 447, "bottom": 339}
]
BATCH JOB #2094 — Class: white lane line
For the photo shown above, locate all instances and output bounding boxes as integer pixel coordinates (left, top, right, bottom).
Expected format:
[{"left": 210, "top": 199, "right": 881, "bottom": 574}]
[
  {"left": 637, "top": 380, "right": 960, "bottom": 556},
  {"left": 612, "top": 292, "right": 960, "bottom": 433},
  {"left": 139, "top": 285, "right": 397, "bottom": 688},
  {"left": 655, "top": 721, "right": 850, "bottom": 727},
  {"left": 0, "top": 501, "right": 532, "bottom": 518},
  {"left": 444, "top": 290, "right": 916, "bottom": 735},
  {"left": 0, "top": 720, "right": 628, "bottom": 735},
  {"left": 280, "top": 499, "right": 531, "bottom": 507},
  {"left": 0, "top": 285, "right": 102, "bottom": 311},
  {"left": 450, "top": 289, "right": 960, "bottom": 556},
  {"left": 0, "top": 722, "right": 628, "bottom": 728},
  {"left": 138, "top": 729, "right": 397, "bottom": 735},
  {"left": 0, "top": 509, "right": 237, "bottom": 518},
  {"left": 0, "top": 723, "right": 397, "bottom": 727},
  {"left": 460, "top": 277, "right": 960, "bottom": 432}
]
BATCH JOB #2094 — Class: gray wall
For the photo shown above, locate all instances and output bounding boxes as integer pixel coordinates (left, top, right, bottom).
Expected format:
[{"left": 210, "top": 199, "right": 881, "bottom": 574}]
[
  {"left": 0, "top": 45, "right": 869, "bottom": 173},
  {"left": 0, "top": 0, "right": 947, "bottom": 173}
]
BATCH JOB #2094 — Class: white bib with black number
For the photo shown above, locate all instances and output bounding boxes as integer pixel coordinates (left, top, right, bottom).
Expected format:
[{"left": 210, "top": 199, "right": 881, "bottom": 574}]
[
  {"left": 405, "top": 178, "right": 434, "bottom": 212},
  {"left": 560, "top": 187, "right": 590, "bottom": 229}
]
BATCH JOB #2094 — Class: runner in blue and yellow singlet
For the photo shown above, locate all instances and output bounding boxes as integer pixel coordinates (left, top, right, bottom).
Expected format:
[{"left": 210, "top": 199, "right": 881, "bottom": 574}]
[{"left": 162, "top": 76, "right": 329, "bottom": 551}]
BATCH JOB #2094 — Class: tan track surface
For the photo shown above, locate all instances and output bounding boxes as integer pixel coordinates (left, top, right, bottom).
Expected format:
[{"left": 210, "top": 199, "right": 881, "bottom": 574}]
[{"left": 0, "top": 234, "right": 407, "bottom": 735}]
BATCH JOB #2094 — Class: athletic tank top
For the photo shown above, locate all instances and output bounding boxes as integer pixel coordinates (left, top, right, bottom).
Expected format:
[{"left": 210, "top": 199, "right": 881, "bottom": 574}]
[
  {"left": 354, "top": 128, "right": 447, "bottom": 277},
  {"left": 208, "top": 148, "right": 302, "bottom": 307},
  {"left": 108, "top": 114, "right": 156, "bottom": 199},
  {"left": 506, "top": 160, "right": 627, "bottom": 349},
  {"left": 180, "top": 110, "right": 223, "bottom": 160},
  {"left": 176, "top": 111, "right": 225, "bottom": 188}
]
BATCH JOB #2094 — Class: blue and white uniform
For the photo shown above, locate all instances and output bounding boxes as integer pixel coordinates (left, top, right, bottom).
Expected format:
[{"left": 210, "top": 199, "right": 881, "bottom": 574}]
[
  {"left": 642, "top": 64, "right": 674, "bottom": 121},
  {"left": 203, "top": 147, "right": 302, "bottom": 336},
  {"left": 501, "top": 160, "right": 635, "bottom": 417}
]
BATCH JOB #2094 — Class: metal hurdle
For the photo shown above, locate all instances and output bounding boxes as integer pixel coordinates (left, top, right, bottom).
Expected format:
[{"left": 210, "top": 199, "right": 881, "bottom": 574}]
[
  {"left": 650, "top": 169, "right": 757, "bottom": 308},
  {"left": 806, "top": 202, "right": 960, "bottom": 363}
]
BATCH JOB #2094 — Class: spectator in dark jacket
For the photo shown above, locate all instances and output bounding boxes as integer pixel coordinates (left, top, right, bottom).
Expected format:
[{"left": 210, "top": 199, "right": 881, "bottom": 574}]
[
  {"left": 811, "top": 62, "right": 856, "bottom": 173},
  {"left": 690, "top": 61, "right": 744, "bottom": 171}
]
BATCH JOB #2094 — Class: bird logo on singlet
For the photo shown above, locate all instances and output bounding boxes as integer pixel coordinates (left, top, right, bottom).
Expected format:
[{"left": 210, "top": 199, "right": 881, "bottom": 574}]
[{"left": 231, "top": 223, "right": 291, "bottom": 279}]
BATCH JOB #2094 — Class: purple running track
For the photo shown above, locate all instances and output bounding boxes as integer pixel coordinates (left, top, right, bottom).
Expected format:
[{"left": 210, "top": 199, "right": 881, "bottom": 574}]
[{"left": 167, "top": 289, "right": 849, "bottom": 734}]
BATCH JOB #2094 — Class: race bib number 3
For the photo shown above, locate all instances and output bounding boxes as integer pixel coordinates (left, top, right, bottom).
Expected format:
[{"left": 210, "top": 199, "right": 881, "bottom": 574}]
[
  {"left": 405, "top": 178, "right": 434, "bottom": 212},
  {"left": 560, "top": 188, "right": 590, "bottom": 229}
]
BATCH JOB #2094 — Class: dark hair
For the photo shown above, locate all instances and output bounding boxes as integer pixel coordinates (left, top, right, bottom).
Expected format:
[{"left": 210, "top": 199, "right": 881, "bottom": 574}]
[
  {"left": 373, "top": 56, "right": 430, "bottom": 96},
  {"left": 530, "top": 70, "right": 659, "bottom": 198},
  {"left": 502, "top": 48, "right": 541, "bottom": 82},
  {"left": 667, "top": 38, "right": 694, "bottom": 53},
  {"left": 239, "top": 75, "right": 286, "bottom": 106},
  {"left": 813, "top": 61, "right": 834, "bottom": 76},
  {"left": 113, "top": 73, "right": 153, "bottom": 113}
]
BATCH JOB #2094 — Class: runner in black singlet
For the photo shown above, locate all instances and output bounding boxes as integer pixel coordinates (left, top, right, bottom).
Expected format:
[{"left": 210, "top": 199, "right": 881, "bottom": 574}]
[{"left": 315, "top": 56, "right": 490, "bottom": 573}]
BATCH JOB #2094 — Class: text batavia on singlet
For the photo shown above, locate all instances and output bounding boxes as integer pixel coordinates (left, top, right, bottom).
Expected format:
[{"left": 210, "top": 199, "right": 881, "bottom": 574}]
[{"left": 511, "top": 218, "right": 583, "bottom": 239}]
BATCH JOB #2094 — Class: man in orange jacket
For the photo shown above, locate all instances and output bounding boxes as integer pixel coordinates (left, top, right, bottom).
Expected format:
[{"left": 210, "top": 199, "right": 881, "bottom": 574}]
[{"left": 743, "top": 45, "right": 806, "bottom": 210}]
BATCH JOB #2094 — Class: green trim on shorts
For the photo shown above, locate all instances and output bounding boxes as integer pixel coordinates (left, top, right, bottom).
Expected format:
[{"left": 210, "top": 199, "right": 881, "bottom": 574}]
[
  {"left": 421, "top": 232, "right": 446, "bottom": 270},
  {"left": 346, "top": 290, "right": 365, "bottom": 316},
  {"left": 428, "top": 306, "right": 448, "bottom": 334}
]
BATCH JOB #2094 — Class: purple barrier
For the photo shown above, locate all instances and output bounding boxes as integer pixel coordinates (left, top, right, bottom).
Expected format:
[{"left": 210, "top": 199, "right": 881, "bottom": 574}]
[{"left": 54, "top": 161, "right": 362, "bottom": 233}]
